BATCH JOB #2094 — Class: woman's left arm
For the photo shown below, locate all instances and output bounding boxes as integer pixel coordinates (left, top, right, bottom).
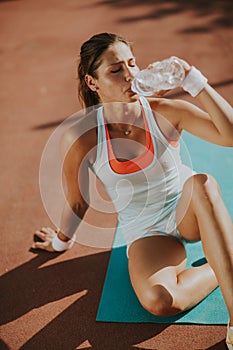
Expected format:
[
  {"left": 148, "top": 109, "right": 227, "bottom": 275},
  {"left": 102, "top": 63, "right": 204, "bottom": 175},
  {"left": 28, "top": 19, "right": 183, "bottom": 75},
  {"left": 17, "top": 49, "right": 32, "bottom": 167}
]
[
  {"left": 176, "top": 58, "right": 233, "bottom": 147},
  {"left": 175, "top": 83, "right": 233, "bottom": 147},
  {"left": 150, "top": 58, "right": 233, "bottom": 146},
  {"left": 195, "top": 84, "right": 233, "bottom": 145}
]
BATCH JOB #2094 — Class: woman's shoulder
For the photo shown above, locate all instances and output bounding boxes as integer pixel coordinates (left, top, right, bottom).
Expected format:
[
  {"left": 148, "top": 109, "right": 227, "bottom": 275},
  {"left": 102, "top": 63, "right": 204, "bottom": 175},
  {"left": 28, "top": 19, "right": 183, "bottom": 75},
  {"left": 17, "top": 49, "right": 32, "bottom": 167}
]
[
  {"left": 147, "top": 97, "right": 194, "bottom": 131},
  {"left": 61, "top": 108, "right": 98, "bottom": 158},
  {"left": 148, "top": 97, "right": 189, "bottom": 110},
  {"left": 148, "top": 97, "right": 195, "bottom": 122},
  {"left": 148, "top": 96, "right": 191, "bottom": 111}
]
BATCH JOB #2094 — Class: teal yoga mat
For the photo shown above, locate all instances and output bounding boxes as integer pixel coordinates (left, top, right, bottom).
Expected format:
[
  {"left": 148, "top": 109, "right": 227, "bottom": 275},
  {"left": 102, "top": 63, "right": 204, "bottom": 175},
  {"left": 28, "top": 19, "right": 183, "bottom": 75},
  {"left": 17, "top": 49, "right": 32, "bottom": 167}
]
[{"left": 96, "top": 132, "right": 233, "bottom": 324}]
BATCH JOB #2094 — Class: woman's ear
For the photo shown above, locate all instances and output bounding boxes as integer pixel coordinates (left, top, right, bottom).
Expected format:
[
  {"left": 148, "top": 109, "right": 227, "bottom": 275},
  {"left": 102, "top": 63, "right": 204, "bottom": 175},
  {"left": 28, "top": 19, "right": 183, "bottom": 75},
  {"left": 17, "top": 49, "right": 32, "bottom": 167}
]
[{"left": 85, "top": 74, "right": 98, "bottom": 92}]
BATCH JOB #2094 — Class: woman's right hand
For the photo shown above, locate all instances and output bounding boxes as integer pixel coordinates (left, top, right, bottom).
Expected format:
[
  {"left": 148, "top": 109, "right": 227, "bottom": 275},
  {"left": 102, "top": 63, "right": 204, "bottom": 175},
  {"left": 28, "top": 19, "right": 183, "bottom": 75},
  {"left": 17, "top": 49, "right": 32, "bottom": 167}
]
[{"left": 32, "top": 227, "right": 57, "bottom": 252}]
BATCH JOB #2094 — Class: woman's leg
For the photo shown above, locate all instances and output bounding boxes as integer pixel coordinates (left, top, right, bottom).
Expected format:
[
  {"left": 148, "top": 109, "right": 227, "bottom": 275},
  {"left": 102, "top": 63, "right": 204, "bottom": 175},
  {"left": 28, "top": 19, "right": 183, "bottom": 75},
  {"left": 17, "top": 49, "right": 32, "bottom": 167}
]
[
  {"left": 176, "top": 173, "right": 233, "bottom": 325},
  {"left": 128, "top": 235, "right": 217, "bottom": 317}
]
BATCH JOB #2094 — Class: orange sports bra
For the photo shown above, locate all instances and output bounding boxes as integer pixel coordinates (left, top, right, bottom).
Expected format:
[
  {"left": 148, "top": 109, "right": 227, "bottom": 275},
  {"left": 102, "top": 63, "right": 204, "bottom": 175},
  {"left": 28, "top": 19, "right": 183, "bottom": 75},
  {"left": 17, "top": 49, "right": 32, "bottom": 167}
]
[{"left": 105, "top": 109, "right": 154, "bottom": 174}]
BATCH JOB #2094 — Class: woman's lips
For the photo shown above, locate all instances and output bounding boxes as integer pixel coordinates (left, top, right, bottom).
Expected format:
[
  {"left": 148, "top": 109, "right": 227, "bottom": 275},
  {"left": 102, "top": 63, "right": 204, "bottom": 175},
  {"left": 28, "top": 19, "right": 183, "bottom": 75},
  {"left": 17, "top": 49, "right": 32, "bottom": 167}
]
[{"left": 126, "top": 87, "right": 136, "bottom": 95}]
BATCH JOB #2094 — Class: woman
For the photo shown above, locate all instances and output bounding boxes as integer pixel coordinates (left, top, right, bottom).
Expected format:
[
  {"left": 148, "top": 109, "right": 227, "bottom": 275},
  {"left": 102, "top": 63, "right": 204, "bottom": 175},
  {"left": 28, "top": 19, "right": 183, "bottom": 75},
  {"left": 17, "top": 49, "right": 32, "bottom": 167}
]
[{"left": 33, "top": 33, "right": 233, "bottom": 348}]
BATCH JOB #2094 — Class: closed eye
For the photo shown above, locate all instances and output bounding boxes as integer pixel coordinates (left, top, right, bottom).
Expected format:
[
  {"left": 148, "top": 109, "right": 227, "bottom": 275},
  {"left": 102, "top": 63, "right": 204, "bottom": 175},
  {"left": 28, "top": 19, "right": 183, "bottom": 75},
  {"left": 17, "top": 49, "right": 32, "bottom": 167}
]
[{"left": 111, "top": 67, "right": 122, "bottom": 73}]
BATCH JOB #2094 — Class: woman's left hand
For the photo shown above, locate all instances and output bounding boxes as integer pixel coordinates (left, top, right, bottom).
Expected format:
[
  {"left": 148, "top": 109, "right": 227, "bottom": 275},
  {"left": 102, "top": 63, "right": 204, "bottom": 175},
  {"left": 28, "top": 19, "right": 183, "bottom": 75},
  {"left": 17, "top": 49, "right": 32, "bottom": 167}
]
[
  {"left": 147, "top": 56, "right": 192, "bottom": 97},
  {"left": 169, "top": 56, "right": 191, "bottom": 75},
  {"left": 147, "top": 56, "right": 191, "bottom": 76}
]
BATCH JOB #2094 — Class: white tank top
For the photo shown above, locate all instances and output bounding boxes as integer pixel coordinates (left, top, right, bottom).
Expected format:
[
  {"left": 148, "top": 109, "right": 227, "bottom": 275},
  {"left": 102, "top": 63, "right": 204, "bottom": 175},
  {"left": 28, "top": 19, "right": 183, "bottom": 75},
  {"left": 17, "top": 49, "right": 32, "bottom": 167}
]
[{"left": 92, "top": 97, "right": 193, "bottom": 245}]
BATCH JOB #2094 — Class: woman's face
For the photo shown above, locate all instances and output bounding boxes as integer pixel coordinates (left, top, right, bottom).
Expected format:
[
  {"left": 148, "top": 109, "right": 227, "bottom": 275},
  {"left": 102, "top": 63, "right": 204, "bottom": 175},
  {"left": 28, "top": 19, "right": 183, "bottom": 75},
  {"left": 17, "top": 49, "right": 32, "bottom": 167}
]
[{"left": 93, "top": 41, "right": 140, "bottom": 104}]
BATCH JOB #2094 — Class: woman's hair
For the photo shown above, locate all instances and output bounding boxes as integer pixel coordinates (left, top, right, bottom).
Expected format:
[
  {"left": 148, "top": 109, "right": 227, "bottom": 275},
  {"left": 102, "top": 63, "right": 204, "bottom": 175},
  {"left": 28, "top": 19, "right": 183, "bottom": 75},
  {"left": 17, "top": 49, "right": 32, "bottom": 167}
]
[{"left": 78, "top": 32, "right": 132, "bottom": 108}]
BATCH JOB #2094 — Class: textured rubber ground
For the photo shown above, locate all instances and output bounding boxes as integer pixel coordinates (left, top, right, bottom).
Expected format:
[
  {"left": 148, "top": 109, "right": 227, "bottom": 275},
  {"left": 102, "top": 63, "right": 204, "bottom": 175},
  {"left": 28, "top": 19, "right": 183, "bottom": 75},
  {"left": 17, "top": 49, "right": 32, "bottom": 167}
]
[{"left": 1, "top": 0, "right": 232, "bottom": 349}]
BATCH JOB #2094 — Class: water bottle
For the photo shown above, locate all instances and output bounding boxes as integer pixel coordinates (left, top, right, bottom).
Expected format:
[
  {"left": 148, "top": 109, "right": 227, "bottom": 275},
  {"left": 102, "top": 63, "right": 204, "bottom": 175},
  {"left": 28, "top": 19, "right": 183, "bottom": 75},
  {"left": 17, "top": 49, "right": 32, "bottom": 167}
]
[{"left": 131, "top": 57, "right": 185, "bottom": 96}]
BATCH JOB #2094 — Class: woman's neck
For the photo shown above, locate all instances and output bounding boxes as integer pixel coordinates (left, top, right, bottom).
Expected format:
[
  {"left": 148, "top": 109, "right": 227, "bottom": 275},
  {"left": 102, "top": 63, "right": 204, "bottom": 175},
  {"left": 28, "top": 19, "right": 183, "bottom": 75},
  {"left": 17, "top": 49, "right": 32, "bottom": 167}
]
[{"left": 103, "top": 100, "right": 141, "bottom": 125}]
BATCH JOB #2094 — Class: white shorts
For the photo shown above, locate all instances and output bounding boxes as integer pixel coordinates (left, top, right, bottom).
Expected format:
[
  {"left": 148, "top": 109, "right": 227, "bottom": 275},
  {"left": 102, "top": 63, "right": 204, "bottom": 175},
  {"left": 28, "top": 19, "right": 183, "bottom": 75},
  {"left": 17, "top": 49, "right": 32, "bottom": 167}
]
[{"left": 126, "top": 228, "right": 184, "bottom": 258}]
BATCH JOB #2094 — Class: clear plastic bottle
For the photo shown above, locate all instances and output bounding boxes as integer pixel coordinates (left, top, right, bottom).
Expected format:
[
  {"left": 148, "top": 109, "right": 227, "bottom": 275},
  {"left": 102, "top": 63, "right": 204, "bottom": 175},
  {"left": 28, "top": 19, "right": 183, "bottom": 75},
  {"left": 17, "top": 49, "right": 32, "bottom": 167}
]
[{"left": 131, "top": 57, "right": 185, "bottom": 96}]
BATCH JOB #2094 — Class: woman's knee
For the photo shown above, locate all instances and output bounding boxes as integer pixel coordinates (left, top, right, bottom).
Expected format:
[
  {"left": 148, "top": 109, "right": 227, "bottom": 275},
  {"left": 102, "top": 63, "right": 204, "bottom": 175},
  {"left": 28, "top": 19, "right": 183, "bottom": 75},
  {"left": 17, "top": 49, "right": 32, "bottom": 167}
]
[
  {"left": 189, "top": 173, "right": 221, "bottom": 206},
  {"left": 139, "top": 284, "right": 178, "bottom": 317}
]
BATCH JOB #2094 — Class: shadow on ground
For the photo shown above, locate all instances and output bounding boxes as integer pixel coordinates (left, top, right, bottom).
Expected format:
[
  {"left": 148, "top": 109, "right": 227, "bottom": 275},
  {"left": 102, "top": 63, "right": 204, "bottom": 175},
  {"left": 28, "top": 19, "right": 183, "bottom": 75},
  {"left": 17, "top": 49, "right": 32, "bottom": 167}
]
[
  {"left": 206, "top": 340, "right": 229, "bottom": 349},
  {"left": 93, "top": 0, "right": 233, "bottom": 33},
  {"left": 1, "top": 250, "right": 168, "bottom": 350}
]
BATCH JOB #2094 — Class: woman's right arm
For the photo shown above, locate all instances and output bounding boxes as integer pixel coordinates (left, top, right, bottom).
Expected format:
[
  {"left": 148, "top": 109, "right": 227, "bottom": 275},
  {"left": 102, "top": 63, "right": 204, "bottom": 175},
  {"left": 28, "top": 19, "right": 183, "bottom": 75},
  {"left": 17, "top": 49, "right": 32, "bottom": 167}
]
[{"left": 32, "top": 131, "right": 91, "bottom": 252}]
